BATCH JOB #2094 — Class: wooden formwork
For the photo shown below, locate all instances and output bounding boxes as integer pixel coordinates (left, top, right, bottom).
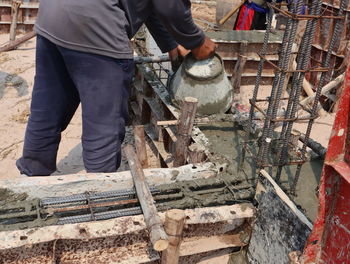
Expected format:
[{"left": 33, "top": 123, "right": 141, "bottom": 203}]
[
  {"left": 206, "top": 31, "right": 283, "bottom": 87},
  {"left": 0, "top": 166, "right": 255, "bottom": 264},
  {"left": 307, "top": 2, "right": 350, "bottom": 88},
  {"left": 0, "top": 0, "right": 38, "bottom": 33}
]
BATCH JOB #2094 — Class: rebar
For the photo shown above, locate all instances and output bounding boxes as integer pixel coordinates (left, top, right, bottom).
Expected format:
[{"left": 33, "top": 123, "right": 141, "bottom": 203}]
[
  {"left": 275, "top": 0, "right": 323, "bottom": 182},
  {"left": 258, "top": 0, "right": 304, "bottom": 166},
  {"left": 58, "top": 207, "right": 142, "bottom": 225},
  {"left": 291, "top": 0, "right": 348, "bottom": 194},
  {"left": 41, "top": 187, "right": 159, "bottom": 207},
  {"left": 242, "top": 6, "right": 275, "bottom": 169},
  {"left": 248, "top": 8, "right": 274, "bottom": 129}
]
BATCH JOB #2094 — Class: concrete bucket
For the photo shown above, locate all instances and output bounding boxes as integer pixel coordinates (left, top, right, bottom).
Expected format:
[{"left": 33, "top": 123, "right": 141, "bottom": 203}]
[{"left": 170, "top": 53, "right": 233, "bottom": 115}]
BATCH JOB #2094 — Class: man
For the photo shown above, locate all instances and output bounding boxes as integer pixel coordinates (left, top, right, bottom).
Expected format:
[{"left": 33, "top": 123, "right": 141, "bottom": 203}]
[{"left": 16, "top": 0, "right": 216, "bottom": 176}]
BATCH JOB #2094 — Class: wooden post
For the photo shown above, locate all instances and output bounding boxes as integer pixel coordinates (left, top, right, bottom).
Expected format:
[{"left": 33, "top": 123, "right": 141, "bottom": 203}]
[
  {"left": 124, "top": 145, "right": 169, "bottom": 251},
  {"left": 161, "top": 209, "right": 186, "bottom": 264},
  {"left": 9, "top": 0, "right": 22, "bottom": 42},
  {"left": 231, "top": 55, "right": 247, "bottom": 105},
  {"left": 174, "top": 97, "right": 198, "bottom": 167},
  {"left": 188, "top": 143, "right": 206, "bottom": 164},
  {"left": 0, "top": 31, "right": 36, "bottom": 52},
  {"left": 134, "top": 125, "right": 149, "bottom": 168}
]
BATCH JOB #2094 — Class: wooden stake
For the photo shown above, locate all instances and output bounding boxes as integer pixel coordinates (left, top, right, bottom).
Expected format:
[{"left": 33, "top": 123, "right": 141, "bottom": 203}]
[
  {"left": 9, "top": 0, "right": 22, "bottom": 42},
  {"left": 124, "top": 145, "right": 169, "bottom": 251},
  {"left": 174, "top": 97, "right": 198, "bottom": 167},
  {"left": 231, "top": 55, "right": 247, "bottom": 104},
  {"left": 161, "top": 210, "right": 185, "bottom": 264},
  {"left": 0, "top": 31, "right": 36, "bottom": 52},
  {"left": 134, "top": 125, "right": 149, "bottom": 168},
  {"left": 188, "top": 143, "right": 206, "bottom": 164}
]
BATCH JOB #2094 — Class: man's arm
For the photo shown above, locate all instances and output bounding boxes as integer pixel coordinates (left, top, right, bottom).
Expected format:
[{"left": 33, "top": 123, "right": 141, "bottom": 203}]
[
  {"left": 152, "top": 0, "right": 216, "bottom": 60},
  {"left": 145, "top": 13, "right": 178, "bottom": 54}
]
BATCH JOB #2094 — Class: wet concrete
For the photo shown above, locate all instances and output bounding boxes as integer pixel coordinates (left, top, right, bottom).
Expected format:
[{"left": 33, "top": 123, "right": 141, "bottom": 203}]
[
  {"left": 0, "top": 188, "right": 28, "bottom": 205},
  {"left": 198, "top": 120, "right": 323, "bottom": 222},
  {"left": 0, "top": 188, "right": 59, "bottom": 231}
]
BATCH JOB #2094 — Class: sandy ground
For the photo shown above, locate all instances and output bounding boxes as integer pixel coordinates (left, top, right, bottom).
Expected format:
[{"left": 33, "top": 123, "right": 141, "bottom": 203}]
[{"left": 192, "top": 3, "right": 217, "bottom": 30}]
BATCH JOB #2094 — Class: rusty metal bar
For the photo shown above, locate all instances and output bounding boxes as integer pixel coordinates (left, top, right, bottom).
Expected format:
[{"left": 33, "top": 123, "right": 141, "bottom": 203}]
[{"left": 268, "top": 3, "right": 346, "bottom": 20}]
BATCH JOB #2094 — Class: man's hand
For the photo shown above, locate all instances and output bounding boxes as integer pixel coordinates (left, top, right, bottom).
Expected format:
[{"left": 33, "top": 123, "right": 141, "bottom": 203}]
[
  {"left": 168, "top": 45, "right": 190, "bottom": 61},
  {"left": 191, "top": 36, "right": 216, "bottom": 60},
  {"left": 168, "top": 45, "right": 190, "bottom": 72}
]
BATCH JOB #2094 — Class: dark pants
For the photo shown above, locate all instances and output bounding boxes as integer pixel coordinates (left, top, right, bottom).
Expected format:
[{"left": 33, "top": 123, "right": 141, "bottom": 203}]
[{"left": 16, "top": 35, "right": 134, "bottom": 176}]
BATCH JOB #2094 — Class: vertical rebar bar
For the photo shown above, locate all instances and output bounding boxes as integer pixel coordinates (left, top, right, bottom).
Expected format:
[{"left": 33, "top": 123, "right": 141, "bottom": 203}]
[
  {"left": 258, "top": 0, "right": 304, "bottom": 167},
  {"left": 291, "top": 0, "right": 348, "bottom": 194},
  {"left": 241, "top": 7, "right": 275, "bottom": 169},
  {"left": 275, "top": 0, "right": 323, "bottom": 182},
  {"left": 248, "top": 9, "right": 274, "bottom": 129}
]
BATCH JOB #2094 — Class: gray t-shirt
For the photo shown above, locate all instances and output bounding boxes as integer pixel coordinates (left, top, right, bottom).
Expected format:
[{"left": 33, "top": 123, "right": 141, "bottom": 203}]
[{"left": 35, "top": 0, "right": 205, "bottom": 59}]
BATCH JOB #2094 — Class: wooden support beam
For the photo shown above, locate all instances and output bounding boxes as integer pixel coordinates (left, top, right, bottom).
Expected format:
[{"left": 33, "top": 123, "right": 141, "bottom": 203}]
[
  {"left": 161, "top": 210, "right": 185, "bottom": 264},
  {"left": 134, "top": 125, "right": 149, "bottom": 168},
  {"left": 299, "top": 73, "right": 345, "bottom": 106},
  {"left": 124, "top": 145, "right": 169, "bottom": 251},
  {"left": 157, "top": 120, "right": 179, "bottom": 126},
  {"left": 0, "top": 31, "right": 36, "bottom": 52},
  {"left": 174, "top": 97, "right": 198, "bottom": 167},
  {"left": 9, "top": 0, "right": 22, "bottom": 41}
]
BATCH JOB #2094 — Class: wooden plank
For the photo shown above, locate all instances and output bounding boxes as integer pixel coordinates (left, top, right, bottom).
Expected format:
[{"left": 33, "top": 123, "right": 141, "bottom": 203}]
[
  {"left": 247, "top": 170, "right": 312, "bottom": 263},
  {"left": 144, "top": 125, "right": 174, "bottom": 168},
  {"left": 0, "top": 2, "right": 39, "bottom": 9},
  {"left": 180, "top": 234, "right": 245, "bottom": 256},
  {"left": 0, "top": 204, "right": 254, "bottom": 250}
]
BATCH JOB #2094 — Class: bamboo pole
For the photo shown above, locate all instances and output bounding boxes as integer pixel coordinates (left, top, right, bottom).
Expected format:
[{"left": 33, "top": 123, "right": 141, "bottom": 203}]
[
  {"left": 174, "top": 97, "right": 198, "bottom": 167},
  {"left": 0, "top": 31, "right": 36, "bottom": 52},
  {"left": 134, "top": 125, "right": 149, "bottom": 169},
  {"left": 161, "top": 210, "right": 185, "bottom": 264},
  {"left": 9, "top": 0, "right": 22, "bottom": 42},
  {"left": 124, "top": 145, "right": 169, "bottom": 251}
]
